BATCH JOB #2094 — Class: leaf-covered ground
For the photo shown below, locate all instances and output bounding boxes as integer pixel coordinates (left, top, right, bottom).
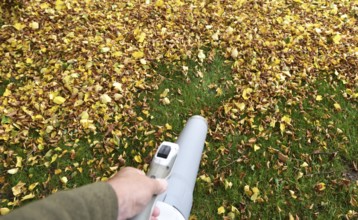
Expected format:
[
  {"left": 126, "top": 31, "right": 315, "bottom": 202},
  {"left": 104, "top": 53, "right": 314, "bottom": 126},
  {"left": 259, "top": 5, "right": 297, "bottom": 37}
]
[{"left": 0, "top": 0, "right": 357, "bottom": 218}]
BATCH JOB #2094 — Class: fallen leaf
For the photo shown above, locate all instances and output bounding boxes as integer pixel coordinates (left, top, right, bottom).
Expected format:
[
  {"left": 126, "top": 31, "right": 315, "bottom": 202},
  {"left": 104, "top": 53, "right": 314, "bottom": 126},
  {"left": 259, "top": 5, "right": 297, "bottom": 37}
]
[
  {"left": 28, "top": 182, "right": 39, "bottom": 191},
  {"left": 7, "top": 168, "right": 19, "bottom": 175},
  {"left": 242, "top": 88, "right": 253, "bottom": 100},
  {"left": 132, "top": 51, "right": 145, "bottom": 59},
  {"left": 100, "top": 94, "right": 112, "bottom": 104},
  {"left": 12, "top": 181, "right": 26, "bottom": 196},
  {"left": 60, "top": 177, "right": 68, "bottom": 184},
  {"left": 334, "top": 103, "right": 341, "bottom": 111},
  {"left": 315, "top": 182, "right": 326, "bottom": 191},
  {"left": 134, "top": 155, "right": 142, "bottom": 163},
  {"left": 0, "top": 208, "right": 10, "bottom": 215},
  {"left": 217, "top": 206, "right": 225, "bottom": 215},
  {"left": 21, "top": 193, "right": 35, "bottom": 201},
  {"left": 160, "top": 89, "right": 170, "bottom": 98},
  {"left": 198, "top": 50, "right": 206, "bottom": 62},
  {"left": 315, "top": 95, "right": 323, "bottom": 101},
  {"left": 53, "top": 96, "right": 66, "bottom": 105}
]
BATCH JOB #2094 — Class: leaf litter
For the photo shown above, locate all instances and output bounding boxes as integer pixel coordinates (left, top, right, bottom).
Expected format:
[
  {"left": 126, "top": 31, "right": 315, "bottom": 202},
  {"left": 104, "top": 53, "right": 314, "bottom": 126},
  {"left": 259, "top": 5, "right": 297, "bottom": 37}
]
[{"left": 0, "top": 0, "right": 357, "bottom": 218}]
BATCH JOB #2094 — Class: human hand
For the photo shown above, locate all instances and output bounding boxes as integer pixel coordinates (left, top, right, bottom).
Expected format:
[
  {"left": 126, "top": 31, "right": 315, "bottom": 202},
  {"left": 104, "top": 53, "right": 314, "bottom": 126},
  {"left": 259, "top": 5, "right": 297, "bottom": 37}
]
[{"left": 107, "top": 167, "right": 168, "bottom": 220}]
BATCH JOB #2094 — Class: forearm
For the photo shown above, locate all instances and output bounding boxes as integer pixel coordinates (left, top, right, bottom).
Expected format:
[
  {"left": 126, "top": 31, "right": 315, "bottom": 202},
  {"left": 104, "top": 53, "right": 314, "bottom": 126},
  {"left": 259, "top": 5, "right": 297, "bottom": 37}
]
[{"left": 1, "top": 182, "right": 118, "bottom": 220}]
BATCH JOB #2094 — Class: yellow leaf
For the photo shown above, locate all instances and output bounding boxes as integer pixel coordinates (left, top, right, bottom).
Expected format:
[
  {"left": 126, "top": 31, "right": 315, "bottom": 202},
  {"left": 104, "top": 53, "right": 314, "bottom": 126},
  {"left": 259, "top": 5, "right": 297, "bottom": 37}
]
[
  {"left": 114, "top": 94, "right": 123, "bottom": 100},
  {"left": 224, "top": 179, "right": 233, "bottom": 189},
  {"left": 224, "top": 104, "right": 232, "bottom": 114},
  {"left": 281, "top": 115, "right": 291, "bottom": 125},
  {"left": 244, "top": 185, "right": 252, "bottom": 196},
  {"left": 231, "top": 205, "right": 239, "bottom": 214},
  {"left": 242, "top": 88, "right": 253, "bottom": 100},
  {"left": 60, "top": 177, "right": 68, "bottom": 184},
  {"left": 231, "top": 48, "right": 239, "bottom": 59},
  {"left": 334, "top": 103, "right": 341, "bottom": 111},
  {"left": 300, "top": 162, "right": 309, "bottom": 167},
  {"left": 113, "top": 82, "right": 123, "bottom": 91},
  {"left": 289, "top": 213, "right": 295, "bottom": 220},
  {"left": 16, "top": 156, "right": 22, "bottom": 168},
  {"left": 198, "top": 50, "right": 206, "bottom": 62},
  {"left": 132, "top": 51, "right": 145, "bottom": 59},
  {"left": 296, "top": 172, "right": 304, "bottom": 180},
  {"left": 30, "top": 22, "right": 39, "bottom": 30},
  {"left": 289, "top": 190, "right": 297, "bottom": 199},
  {"left": 51, "top": 154, "right": 58, "bottom": 163},
  {"left": 253, "top": 144, "right": 260, "bottom": 151},
  {"left": 165, "top": 123, "right": 172, "bottom": 130},
  {"left": 216, "top": 87, "right": 223, "bottom": 96},
  {"left": 53, "top": 96, "right": 66, "bottom": 105},
  {"left": 80, "top": 111, "right": 89, "bottom": 120},
  {"left": 101, "top": 47, "right": 110, "bottom": 53},
  {"left": 270, "top": 118, "right": 276, "bottom": 127},
  {"left": 280, "top": 123, "right": 285, "bottom": 133},
  {"left": 315, "top": 182, "right": 326, "bottom": 191},
  {"left": 199, "top": 174, "right": 211, "bottom": 183},
  {"left": 40, "top": 2, "right": 50, "bottom": 9},
  {"left": 162, "top": 97, "right": 170, "bottom": 105},
  {"left": 316, "top": 95, "right": 323, "bottom": 101},
  {"left": 134, "top": 155, "right": 142, "bottom": 163},
  {"left": 26, "top": 58, "right": 33, "bottom": 64},
  {"left": 28, "top": 182, "right": 39, "bottom": 191},
  {"left": 155, "top": 0, "right": 164, "bottom": 7},
  {"left": 3, "top": 88, "right": 11, "bottom": 96},
  {"left": 217, "top": 206, "right": 225, "bottom": 215},
  {"left": 250, "top": 187, "right": 260, "bottom": 201},
  {"left": 7, "top": 168, "right": 19, "bottom": 175},
  {"left": 235, "top": 102, "right": 245, "bottom": 111},
  {"left": 212, "top": 31, "right": 219, "bottom": 41},
  {"left": 55, "top": 0, "right": 65, "bottom": 11},
  {"left": 100, "top": 94, "right": 112, "bottom": 104},
  {"left": 0, "top": 208, "right": 10, "bottom": 215},
  {"left": 21, "top": 193, "right": 35, "bottom": 201},
  {"left": 160, "top": 89, "right": 170, "bottom": 98},
  {"left": 136, "top": 32, "right": 146, "bottom": 43},
  {"left": 12, "top": 181, "right": 26, "bottom": 196},
  {"left": 332, "top": 34, "right": 342, "bottom": 44},
  {"left": 140, "top": 58, "right": 147, "bottom": 65},
  {"left": 250, "top": 193, "right": 259, "bottom": 202},
  {"left": 14, "top": 22, "right": 26, "bottom": 31},
  {"left": 46, "top": 125, "right": 54, "bottom": 133}
]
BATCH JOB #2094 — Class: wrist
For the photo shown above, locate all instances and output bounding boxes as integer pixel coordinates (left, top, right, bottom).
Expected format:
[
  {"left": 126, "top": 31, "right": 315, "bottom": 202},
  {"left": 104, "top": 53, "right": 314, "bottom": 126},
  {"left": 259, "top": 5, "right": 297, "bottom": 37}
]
[{"left": 107, "top": 181, "right": 129, "bottom": 220}]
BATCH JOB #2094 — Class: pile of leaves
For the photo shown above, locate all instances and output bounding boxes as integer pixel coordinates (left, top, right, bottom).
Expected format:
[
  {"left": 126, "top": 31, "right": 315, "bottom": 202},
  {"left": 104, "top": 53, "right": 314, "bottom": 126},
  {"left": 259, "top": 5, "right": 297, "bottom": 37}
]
[{"left": 0, "top": 0, "right": 357, "bottom": 218}]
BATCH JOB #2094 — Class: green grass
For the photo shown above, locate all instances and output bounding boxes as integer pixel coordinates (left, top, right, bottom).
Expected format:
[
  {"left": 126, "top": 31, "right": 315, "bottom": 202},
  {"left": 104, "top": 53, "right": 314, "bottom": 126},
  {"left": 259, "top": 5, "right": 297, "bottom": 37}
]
[
  {"left": 144, "top": 56, "right": 357, "bottom": 219},
  {"left": 145, "top": 53, "right": 235, "bottom": 132},
  {"left": 1, "top": 54, "right": 356, "bottom": 219}
]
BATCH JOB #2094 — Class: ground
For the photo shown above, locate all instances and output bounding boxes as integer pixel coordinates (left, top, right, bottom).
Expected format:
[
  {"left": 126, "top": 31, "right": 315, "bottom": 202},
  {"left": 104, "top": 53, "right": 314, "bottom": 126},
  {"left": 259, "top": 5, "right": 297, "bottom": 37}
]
[{"left": 0, "top": 0, "right": 357, "bottom": 219}]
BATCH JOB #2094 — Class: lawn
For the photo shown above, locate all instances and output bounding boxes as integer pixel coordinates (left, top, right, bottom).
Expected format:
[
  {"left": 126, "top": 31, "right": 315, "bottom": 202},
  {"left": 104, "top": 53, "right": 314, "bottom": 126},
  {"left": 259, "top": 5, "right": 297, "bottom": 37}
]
[{"left": 1, "top": 0, "right": 357, "bottom": 219}]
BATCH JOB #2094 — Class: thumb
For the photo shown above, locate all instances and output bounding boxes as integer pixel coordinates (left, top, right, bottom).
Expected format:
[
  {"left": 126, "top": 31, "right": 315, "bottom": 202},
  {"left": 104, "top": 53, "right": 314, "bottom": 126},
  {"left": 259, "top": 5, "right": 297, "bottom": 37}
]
[{"left": 150, "top": 178, "right": 168, "bottom": 195}]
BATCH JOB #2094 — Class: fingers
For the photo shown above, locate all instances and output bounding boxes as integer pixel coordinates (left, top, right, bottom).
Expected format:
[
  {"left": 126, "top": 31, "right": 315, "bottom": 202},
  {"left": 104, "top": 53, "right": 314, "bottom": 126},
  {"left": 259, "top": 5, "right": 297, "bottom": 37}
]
[
  {"left": 152, "top": 206, "right": 160, "bottom": 217},
  {"left": 152, "top": 179, "right": 168, "bottom": 195},
  {"left": 150, "top": 207, "right": 160, "bottom": 220},
  {"left": 116, "top": 167, "right": 167, "bottom": 194},
  {"left": 136, "top": 169, "right": 146, "bottom": 176}
]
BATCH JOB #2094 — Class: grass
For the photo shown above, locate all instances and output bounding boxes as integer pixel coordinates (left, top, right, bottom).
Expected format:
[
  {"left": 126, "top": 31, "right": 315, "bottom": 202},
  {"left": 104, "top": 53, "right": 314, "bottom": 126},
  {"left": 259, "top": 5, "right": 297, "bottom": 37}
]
[
  {"left": 1, "top": 54, "right": 357, "bottom": 219},
  {"left": 144, "top": 55, "right": 357, "bottom": 219},
  {"left": 145, "top": 53, "right": 235, "bottom": 132}
]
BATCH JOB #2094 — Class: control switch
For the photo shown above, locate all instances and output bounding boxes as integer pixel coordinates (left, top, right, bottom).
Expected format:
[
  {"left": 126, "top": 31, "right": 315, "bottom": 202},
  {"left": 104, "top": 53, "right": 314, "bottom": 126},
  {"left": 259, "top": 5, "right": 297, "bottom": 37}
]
[{"left": 157, "top": 145, "right": 171, "bottom": 159}]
